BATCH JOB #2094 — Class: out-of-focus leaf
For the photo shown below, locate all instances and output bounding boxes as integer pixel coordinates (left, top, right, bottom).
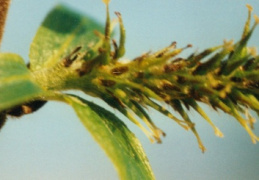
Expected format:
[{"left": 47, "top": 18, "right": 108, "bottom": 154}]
[
  {"left": 29, "top": 4, "right": 103, "bottom": 71},
  {"left": 0, "top": 53, "right": 43, "bottom": 111},
  {"left": 64, "top": 95, "right": 155, "bottom": 180}
]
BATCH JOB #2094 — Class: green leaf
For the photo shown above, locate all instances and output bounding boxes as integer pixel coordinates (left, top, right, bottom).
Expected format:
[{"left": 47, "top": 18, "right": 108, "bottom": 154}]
[
  {"left": 64, "top": 95, "right": 155, "bottom": 180},
  {"left": 29, "top": 4, "right": 103, "bottom": 71},
  {"left": 0, "top": 53, "right": 43, "bottom": 111}
]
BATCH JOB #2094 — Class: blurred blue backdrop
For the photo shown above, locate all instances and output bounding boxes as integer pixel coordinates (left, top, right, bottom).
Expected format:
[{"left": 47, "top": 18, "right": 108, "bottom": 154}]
[{"left": 0, "top": 0, "right": 259, "bottom": 179}]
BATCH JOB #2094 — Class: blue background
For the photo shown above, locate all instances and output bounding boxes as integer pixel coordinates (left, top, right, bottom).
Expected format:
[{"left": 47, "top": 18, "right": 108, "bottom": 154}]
[{"left": 1, "top": 0, "right": 259, "bottom": 179}]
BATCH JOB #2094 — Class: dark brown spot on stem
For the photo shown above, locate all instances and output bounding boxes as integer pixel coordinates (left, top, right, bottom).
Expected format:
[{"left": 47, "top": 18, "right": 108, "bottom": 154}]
[
  {"left": 162, "top": 83, "right": 180, "bottom": 91},
  {"left": 101, "top": 79, "right": 116, "bottom": 87},
  {"left": 136, "top": 71, "right": 144, "bottom": 78},
  {"left": 111, "top": 66, "right": 129, "bottom": 75},
  {"left": 62, "top": 46, "right": 82, "bottom": 67}
]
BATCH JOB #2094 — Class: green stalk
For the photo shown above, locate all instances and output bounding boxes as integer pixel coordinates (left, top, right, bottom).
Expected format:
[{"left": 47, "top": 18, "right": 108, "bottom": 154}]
[{"left": 0, "top": 0, "right": 11, "bottom": 46}]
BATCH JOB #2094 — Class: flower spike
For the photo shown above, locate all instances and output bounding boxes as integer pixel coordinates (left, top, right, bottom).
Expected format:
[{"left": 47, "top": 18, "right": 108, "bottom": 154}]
[{"left": 64, "top": 4, "right": 259, "bottom": 152}]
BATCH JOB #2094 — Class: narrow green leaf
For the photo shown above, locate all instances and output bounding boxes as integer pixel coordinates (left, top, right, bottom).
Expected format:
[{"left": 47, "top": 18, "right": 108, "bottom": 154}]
[
  {"left": 64, "top": 95, "right": 155, "bottom": 180},
  {"left": 29, "top": 4, "right": 103, "bottom": 71},
  {"left": 0, "top": 53, "right": 43, "bottom": 110}
]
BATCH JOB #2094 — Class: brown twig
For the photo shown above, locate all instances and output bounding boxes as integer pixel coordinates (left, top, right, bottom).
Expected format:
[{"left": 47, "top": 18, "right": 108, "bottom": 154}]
[{"left": 0, "top": 0, "right": 11, "bottom": 46}]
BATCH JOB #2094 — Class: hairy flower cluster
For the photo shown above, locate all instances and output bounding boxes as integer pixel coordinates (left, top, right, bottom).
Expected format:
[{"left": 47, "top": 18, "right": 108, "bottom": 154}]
[
  {"left": 38, "top": 3, "right": 259, "bottom": 152},
  {"left": 1, "top": 2, "right": 258, "bottom": 153}
]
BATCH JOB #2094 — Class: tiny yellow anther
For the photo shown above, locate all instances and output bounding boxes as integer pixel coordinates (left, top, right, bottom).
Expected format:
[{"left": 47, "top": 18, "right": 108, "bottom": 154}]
[
  {"left": 247, "top": 47, "right": 257, "bottom": 57},
  {"left": 102, "top": 0, "right": 110, "bottom": 5},
  {"left": 246, "top": 4, "right": 253, "bottom": 12},
  {"left": 254, "top": 14, "right": 259, "bottom": 24},
  {"left": 215, "top": 127, "right": 224, "bottom": 138},
  {"left": 223, "top": 39, "right": 234, "bottom": 51}
]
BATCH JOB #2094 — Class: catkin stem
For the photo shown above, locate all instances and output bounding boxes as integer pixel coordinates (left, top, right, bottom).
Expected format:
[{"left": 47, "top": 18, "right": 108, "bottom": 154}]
[{"left": 0, "top": 0, "right": 11, "bottom": 46}]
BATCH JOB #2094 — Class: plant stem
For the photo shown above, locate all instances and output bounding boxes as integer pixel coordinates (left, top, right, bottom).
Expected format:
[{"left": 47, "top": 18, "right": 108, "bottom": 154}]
[{"left": 0, "top": 0, "right": 11, "bottom": 46}]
